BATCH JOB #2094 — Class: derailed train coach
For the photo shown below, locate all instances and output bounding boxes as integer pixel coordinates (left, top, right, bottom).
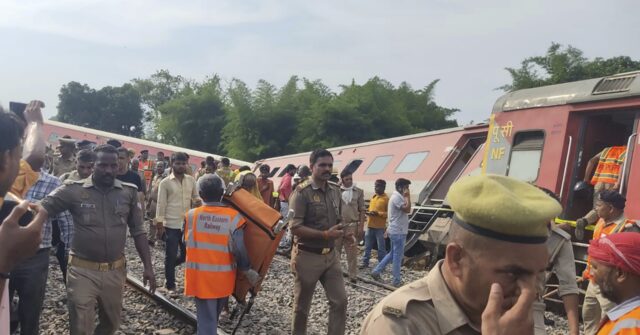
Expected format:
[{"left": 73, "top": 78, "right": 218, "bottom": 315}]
[
  {"left": 41, "top": 119, "right": 251, "bottom": 170},
  {"left": 482, "top": 71, "right": 640, "bottom": 280},
  {"left": 259, "top": 123, "right": 489, "bottom": 202}
]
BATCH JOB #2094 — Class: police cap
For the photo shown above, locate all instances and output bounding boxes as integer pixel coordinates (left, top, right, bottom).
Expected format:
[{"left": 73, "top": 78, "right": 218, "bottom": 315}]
[
  {"left": 76, "top": 139, "right": 95, "bottom": 150},
  {"left": 447, "top": 175, "right": 562, "bottom": 244},
  {"left": 58, "top": 137, "right": 76, "bottom": 147}
]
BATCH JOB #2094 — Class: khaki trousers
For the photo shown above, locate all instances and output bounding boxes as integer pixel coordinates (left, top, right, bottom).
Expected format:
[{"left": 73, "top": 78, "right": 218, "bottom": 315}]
[
  {"left": 67, "top": 265, "right": 126, "bottom": 335},
  {"left": 334, "top": 225, "right": 359, "bottom": 281},
  {"left": 582, "top": 280, "right": 616, "bottom": 335},
  {"left": 291, "top": 246, "right": 347, "bottom": 335}
]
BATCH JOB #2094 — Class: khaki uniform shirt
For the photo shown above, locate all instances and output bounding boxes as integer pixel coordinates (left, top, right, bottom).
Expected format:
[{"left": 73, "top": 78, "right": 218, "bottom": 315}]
[
  {"left": 50, "top": 155, "right": 76, "bottom": 177},
  {"left": 360, "top": 260, "right": 480, "bottom": 335},
  {"left": 147, "top": 174, "right": 165, "bottom": 219},
  {"left": 40, "top": 177, "right": 145, "bottom": 263},
  {"left": 341, "top": 186, "right": 365, "bottom": 225},
  {"left": 542, "top": 227, "right": 579, "bottom": 298},
  {"left": 290, "top": 180, "right": 342, "bottom": 249},
  {"left": 59, "top": 170, "right": 83, "bottom": 182}
]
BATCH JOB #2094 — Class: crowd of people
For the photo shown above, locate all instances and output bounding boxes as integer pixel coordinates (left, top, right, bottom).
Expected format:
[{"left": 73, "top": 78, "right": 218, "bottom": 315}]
[{"left": 0, "top": 101, "right": 638, "bottom": 335}]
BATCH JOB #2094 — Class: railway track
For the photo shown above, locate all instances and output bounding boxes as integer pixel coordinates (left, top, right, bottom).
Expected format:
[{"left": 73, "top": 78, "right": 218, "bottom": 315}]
[
  {"left": 272, "top": 254, "right": 394, "bottom": 296},
  {"left": 125, "top": 274, "right": 228, "bottom": 335}
]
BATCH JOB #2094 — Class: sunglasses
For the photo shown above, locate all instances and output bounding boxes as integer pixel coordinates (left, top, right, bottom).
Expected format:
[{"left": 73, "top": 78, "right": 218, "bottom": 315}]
[{"left": 317, "top": 163, "right": 333, "bottom": 168}]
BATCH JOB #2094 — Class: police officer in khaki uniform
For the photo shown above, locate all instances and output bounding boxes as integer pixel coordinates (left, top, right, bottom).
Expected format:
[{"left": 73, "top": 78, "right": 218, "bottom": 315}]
[
  {"left": 533, "top": 189, "right": 580, "bottom": 335},
  {"left": 290, "top": 149, "right": 348, "bottom": 335},
  {"left": 50, "top": 137, "right": 77, "bottom": 177},
  {"left": 335, "top": 169, "right": 365, "bottom": 283},
  {"left": 60, "top": 149, "right": 96, "bottom": 183},
  {"left": 360, "top": 175, "right": 562, "bottom": 335},
  {"left": 41, "top": 144, "right": 156, "bottom": 335},
  {"left": 534, "top": 226, "right": 580, "bottom": 335}
]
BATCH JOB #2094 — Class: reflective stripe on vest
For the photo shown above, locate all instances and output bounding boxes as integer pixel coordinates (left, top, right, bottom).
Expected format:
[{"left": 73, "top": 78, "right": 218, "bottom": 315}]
[
  {"left": 183, "top": 205, "right": 245, "bottom": 299},
  {"left": 598, "top": 307, "right": 640, "bottom": 335},
  {"left": 591, "top": 146, "right": 627, "bottom": 185}
]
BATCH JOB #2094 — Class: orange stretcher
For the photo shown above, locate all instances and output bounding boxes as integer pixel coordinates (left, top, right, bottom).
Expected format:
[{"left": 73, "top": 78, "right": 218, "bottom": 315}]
[{"left": 222, "top": 185, "right": 285, "bottom": 304}]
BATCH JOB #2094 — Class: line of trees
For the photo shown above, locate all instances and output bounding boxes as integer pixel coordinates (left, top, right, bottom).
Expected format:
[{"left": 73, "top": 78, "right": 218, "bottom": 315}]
[
  {"left": 55, "top": 43, "right": 640, "bottom": 161},
  {"left": 57, "top": 73, "right": 459, "bottom": 161}
]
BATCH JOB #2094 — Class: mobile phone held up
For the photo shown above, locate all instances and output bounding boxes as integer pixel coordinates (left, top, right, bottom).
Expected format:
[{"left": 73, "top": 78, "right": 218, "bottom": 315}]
[
  {"left": 0, "top": 200, "right": 34, "bottom": 227},
  {"left": 9, "top": 101, "right": 28, "bottom": 122}
]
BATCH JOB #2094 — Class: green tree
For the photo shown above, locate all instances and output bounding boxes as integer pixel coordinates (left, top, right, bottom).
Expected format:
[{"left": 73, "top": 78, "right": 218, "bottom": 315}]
[
  {"left": 500, "top": 43, "right": 640, "bottom": 91},
  {"left": 56, "top": 82, "right": 143, "bottom": 137},
  {"left": 156, "top": 76, "right": 225, "bottom": 153}
]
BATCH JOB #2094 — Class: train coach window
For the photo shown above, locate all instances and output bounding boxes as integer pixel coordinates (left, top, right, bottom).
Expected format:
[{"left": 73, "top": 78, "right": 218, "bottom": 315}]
[
  {"left": 269, "top": 167, "right": 280, "bottom": 178},
  {"left": 507, "top": 131, "right": 545, "bottom": 182},
  {"left": 365, "top": 155, "right": 393, "bottom": 175},
  {"left": 48, "top": 133, "right": 59, "bottom": 144},
  {"left": 343, "top": 159, "right": 363, "bottom": 175},
  {"left": 395, "top": 151, "right": 429, "bottom": 173}
]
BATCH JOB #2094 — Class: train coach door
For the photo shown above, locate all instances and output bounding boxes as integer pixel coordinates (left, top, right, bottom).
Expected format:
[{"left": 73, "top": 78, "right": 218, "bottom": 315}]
[
  {"left": 622, "top": 114, "right": 639, "bottom": 219},
  {"left": 564, "top": 110, "right": 637, "bottom": 220}
]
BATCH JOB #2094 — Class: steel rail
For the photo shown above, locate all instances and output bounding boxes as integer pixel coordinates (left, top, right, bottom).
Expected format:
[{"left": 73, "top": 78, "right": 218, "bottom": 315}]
[
  {"left": 125, "top": 274, "right": 228, "bottom": 335},
  {"left": 273, "top": 254, "right": 396, "bottom": 294}
]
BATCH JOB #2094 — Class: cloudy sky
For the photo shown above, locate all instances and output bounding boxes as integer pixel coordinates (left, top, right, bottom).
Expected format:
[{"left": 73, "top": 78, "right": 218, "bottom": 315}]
[{"left": 1, "top": 0, "right": 638, "bottom": 125}]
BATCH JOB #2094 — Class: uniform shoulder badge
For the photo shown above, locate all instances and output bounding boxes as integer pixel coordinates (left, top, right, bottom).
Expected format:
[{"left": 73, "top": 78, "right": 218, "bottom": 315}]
[
  {"left": 121, "top": 182, "right": 139, "bottom": 190},
  {"left": 382, "top": 306, "right": 404, "bottom": 318},
  {"left": 297, "top": 179, "right": 312, "bottom": 191},
  {"left": 63, "top": 179, "right": 83, "bottom": 186}
]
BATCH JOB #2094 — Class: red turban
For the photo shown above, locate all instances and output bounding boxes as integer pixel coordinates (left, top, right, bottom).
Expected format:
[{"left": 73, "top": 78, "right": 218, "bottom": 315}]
[{"left": 589, "top": 232, "right": 640, "bottom": 277}]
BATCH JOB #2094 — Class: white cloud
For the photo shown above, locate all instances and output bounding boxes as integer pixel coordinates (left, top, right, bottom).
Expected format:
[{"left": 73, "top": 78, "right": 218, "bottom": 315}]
[{"left": 0, "top": 0, "right": 290, "bottom": 46}]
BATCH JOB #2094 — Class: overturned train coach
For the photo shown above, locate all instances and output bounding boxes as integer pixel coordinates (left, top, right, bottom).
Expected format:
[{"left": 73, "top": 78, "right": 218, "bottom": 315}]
[
  {"left": 385, "top": 71, "right": 640, "bottom": 274},
  {"left": 41, "top": 119, "right": 251, "bottom": 170},
  {"left": 260, "top": 71, "right": 640, "bottom": 276}
]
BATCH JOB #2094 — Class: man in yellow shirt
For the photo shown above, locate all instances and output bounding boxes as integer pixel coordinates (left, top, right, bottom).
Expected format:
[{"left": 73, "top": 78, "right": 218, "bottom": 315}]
[{"left": 361, "top": 180, "right": 389, "bottom": 269}]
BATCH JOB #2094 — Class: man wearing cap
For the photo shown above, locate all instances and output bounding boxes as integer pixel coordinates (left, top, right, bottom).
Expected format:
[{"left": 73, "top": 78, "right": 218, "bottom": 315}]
[
  {"left": 50, "top": 137, "right": 76, "bottom": 177},
  {"left": 75, "top": 140, "right": 96, "bottom": 151},
  {"left": 360, "top": 175, "right": 562, "bottom": 335},
  {"left": 582, "top": 190, "right": 639, "bottom": 334},
  {"left": 587, "top": 232, "right": 640, "bottom": 335}
]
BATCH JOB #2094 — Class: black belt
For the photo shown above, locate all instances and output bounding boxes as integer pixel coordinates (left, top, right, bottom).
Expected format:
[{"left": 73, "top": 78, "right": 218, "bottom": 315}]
[{"left": 297, "top": 244, "right": 333, "bottom": 255}]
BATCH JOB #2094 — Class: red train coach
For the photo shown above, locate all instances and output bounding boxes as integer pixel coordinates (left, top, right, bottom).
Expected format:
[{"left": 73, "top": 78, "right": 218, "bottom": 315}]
[
  {"left": 42, "top": 119, "right": 251, "bottom": 170},
  {"left": 485, "top": 71, "right": 639, "bottom": 222},
  {"left": 259, "top": 124, "right": 488, "bottom": 202}
]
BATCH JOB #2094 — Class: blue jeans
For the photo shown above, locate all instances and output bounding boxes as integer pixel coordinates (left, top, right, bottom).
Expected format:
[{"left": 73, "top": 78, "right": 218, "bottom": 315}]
[
  {"left": 362, "top": 228, "right": 386, "bottom": 267},
  {"left": 196, "top": 297, "right": 229, "bottom": 335},
  {"left": 9, "top": 248, "right": 50, "bottom": 335},
  {"left": 165, "top": 228, "right": 186, "bottom": 290},
  {"left": 372, "top": 234, "right": 406, "bottom": 286}
]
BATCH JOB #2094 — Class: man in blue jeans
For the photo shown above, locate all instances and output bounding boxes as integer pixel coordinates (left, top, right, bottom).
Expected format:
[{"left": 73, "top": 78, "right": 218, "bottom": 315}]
[
  {"left": 361, "top": 180, "right": 389, "bottom": 269},
  {"left": 371, "top": 178, "right": 411, "bottom": 287}
]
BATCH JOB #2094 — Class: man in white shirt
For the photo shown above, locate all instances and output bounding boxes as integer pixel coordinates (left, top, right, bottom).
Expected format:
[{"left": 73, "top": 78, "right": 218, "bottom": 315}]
[{"left": 156, "top": 152, "right": 199, "bottom": 296}]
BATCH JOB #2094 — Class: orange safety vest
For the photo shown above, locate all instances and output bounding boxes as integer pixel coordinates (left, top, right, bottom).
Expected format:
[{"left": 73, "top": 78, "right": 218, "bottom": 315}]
[
  {"left": 591, "top": 146, "right": 627, "bottom": 185},
  {"left": 583, "top": 217, "right": 631, "bottom": 280},
  {"left": 184, "top": 204, "right": 246, "bottom": 299},
  {"left": 597, "top": 304, "right": 640, "bottom": 335},
  {"left": 139, "top": 160, "right": 154, "bottom": 186}
]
